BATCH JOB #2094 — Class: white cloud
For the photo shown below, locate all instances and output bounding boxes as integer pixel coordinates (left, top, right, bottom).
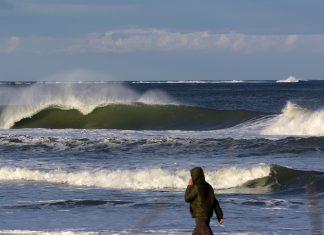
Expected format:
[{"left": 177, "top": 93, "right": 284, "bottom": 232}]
[
  {"left": 69, "top": 29, "right": 303, "bottom": 53},
  {"left": 4, "top": 29, "right": 324, "bottom": 55},
  {"left": 0, "top": 36, "right": 21, "bottom": 53}
]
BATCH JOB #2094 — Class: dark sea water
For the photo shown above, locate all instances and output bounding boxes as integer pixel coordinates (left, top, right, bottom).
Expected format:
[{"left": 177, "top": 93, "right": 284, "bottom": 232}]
[{"left": 0, "top": 80, "right": 323, "bottom": 235}]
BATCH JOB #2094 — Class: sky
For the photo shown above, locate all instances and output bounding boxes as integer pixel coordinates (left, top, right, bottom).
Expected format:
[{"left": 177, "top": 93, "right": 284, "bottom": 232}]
[{"left": 1, "top": 0, "right": 324, "bottom": 81}]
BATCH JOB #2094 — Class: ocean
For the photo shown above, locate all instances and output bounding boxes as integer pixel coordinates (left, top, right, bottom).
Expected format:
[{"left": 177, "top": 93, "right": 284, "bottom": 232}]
[{"left": 0, "top": 80, "right": 323, "bottom": 235}]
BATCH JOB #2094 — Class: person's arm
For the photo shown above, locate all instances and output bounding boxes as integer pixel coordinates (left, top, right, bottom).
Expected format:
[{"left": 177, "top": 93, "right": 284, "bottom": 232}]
[
  {"left": 185, "top": 178, "right": 198, "bottom": 202},
  {"left": 214, "top": 197, "right": 224, "bottom": 224}
]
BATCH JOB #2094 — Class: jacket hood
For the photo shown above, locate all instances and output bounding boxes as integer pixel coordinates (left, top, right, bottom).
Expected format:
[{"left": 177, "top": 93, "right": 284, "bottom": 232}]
[{"left": 190, "top": 167, "right": 205, "bottom": 184}]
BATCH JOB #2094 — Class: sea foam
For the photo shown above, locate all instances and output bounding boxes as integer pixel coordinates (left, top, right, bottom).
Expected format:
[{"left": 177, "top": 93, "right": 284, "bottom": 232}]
[
  {"left": 0, "top": 165, "right": 271, "bottom": 190},
  {"left": 276, "top": 76, "right": 300, "bottom": 83},
  {"left": 262, "top": 101, "right": 324, "bottom": 136}
]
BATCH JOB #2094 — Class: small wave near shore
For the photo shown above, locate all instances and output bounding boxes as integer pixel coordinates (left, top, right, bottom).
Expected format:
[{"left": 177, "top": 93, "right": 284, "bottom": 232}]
[{"left": 0, "top": 165, "right": 323, "bottom": 193}]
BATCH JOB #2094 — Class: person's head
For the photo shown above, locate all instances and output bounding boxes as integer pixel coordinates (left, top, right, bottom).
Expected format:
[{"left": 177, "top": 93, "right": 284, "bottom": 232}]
[{"left": 190, "top": 167, "right": 205, "bottom": 184}]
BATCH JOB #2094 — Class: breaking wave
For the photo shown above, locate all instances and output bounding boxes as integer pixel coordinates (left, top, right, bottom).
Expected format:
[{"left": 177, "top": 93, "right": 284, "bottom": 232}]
[
  {"left": 7, "top": 104, "right": 260, "bottom": 130},
  {"left": 0, "top": 83, "right": 261, "bottom": 130},
  {"left": 276, "top": 76, "right": 301, "bottom": 83},
  {"left": 0, "top": 83, "right": 174, "bottom": 129},
  {"left": 0, "top": 165, "right": 322, "bottom": 193},
  {"left": 262, "top": 101, "right": 324, "bottom": 136}
]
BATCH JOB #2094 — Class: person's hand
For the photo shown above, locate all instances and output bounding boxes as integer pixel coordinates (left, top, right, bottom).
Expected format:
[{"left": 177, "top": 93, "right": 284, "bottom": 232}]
[
  {"left": 219, "top": 219, "right": 224, "bottom": 225},
  {"left": 188, "top": 178, "right": 193, "bottom": 186}
]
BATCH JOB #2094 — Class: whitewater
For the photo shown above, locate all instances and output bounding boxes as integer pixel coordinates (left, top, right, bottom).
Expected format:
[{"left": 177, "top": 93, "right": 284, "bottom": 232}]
[
  {"left": 0, "top": 165, "right": 272, "bottom": 190},
  {"left": 0, "top": 81, "right": 323, "bottom": 234}
]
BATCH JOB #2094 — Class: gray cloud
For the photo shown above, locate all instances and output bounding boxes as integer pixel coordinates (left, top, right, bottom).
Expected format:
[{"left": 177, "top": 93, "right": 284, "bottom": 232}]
[
  {"left": 4, "top": 29, "right": 324, "bottom": 55},
  {"left": 68, "top": 28, "right": 301, "bottom": 53}
]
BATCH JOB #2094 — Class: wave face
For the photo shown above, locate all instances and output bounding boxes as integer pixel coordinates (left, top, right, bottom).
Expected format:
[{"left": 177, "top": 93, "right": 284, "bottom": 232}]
[
  {"left": 0, "top": 165, "right": 322, "bottom": 193},
  {"left": 0, "top": 83, "right": 262, "bottom": 130},
  {"left": 0, "top": 83, "right": 176, "bottom": 129},
  {"left": 262, "top": 101, "right": 324, "bottom": 136},
  {"left": 244, "top": 165, "right": 324, "bottom": 193},
  {"left": 9, "top": 104, "right": 261, "bottom": 130}
]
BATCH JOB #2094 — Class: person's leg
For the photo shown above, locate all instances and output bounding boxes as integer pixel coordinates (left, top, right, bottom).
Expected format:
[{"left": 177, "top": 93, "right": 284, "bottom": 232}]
[
  {"left": 192, "top": 218, "right": 201, "bottom": 235},
  {"left": 192, "top": 225, "right": 200, "bottom": 235},
  {"left": 192, "top": 218, "right": 213, "bottom": 235}
]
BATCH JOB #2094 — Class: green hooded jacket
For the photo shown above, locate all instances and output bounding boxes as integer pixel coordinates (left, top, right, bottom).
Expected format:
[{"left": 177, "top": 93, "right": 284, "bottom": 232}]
[{"left": 185, "top": 167, "right": 223, "bottom": 221}]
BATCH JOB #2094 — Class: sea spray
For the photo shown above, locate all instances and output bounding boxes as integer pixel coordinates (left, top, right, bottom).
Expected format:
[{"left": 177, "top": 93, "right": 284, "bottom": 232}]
[
  {"left": 0, "top": 83, "right": 177, "bottom": 129},
  {"left": 276, "top": 76, "right": 301, "bottom": 83},
  {"left": 262, "top": 101, "right": 324, "bottom": 136}
]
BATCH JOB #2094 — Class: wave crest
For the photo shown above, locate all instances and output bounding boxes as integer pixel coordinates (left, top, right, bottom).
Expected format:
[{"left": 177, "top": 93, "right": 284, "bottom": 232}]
[
  {"left": 0, "top": 83, "right": 176, "bottom": 129},
  {"left": 262, "top": 101, "right": 324, "bottom": 136},
  {"left": 0, "top": 165, "right": 271, "bottom": 191},
  {"left": 1, "top": 165, "right": 323, "bottom": 193},
  {"left": 276, "top": 76, "right": 300, "bottom": 83}
]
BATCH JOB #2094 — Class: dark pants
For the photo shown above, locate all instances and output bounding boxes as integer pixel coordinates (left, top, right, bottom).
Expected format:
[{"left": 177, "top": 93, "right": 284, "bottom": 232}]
[{"left": 192, "top": 217, "right": 213, "bottom": 235}]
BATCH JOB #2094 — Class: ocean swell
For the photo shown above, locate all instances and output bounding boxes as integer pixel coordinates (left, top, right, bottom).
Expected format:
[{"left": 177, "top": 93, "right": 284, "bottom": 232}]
[
  {"left": 0, "top": 83, "right": 176, "bottom": 129},
  {"left": 8, "top": 104, "right": 260, "bottom": 130},
  {"left": 0, "top": 83, "right": 262, "bottom": 130}
]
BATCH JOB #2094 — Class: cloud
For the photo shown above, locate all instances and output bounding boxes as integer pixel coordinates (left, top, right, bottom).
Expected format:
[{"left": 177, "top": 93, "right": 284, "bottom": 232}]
[
  {"left": 4, "top": 29, "right": 324, "bottom": 55},
  {"left": 69, "top": 28, "right": 303, "bottom": 53},
  {"left": 0, "top": 36, "right": 21, "bottom": 53}
]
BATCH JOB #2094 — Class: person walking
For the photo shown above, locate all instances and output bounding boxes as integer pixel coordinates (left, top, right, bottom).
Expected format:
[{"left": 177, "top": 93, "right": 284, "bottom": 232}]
[{"left": 185, "top": 167, "right": 224, "bottom": 235}]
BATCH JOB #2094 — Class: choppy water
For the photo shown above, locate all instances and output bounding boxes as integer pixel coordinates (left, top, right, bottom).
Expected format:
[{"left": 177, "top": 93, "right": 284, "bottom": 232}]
[{"left": 0, "top": 80, "right": 323, "bottom": 234}]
